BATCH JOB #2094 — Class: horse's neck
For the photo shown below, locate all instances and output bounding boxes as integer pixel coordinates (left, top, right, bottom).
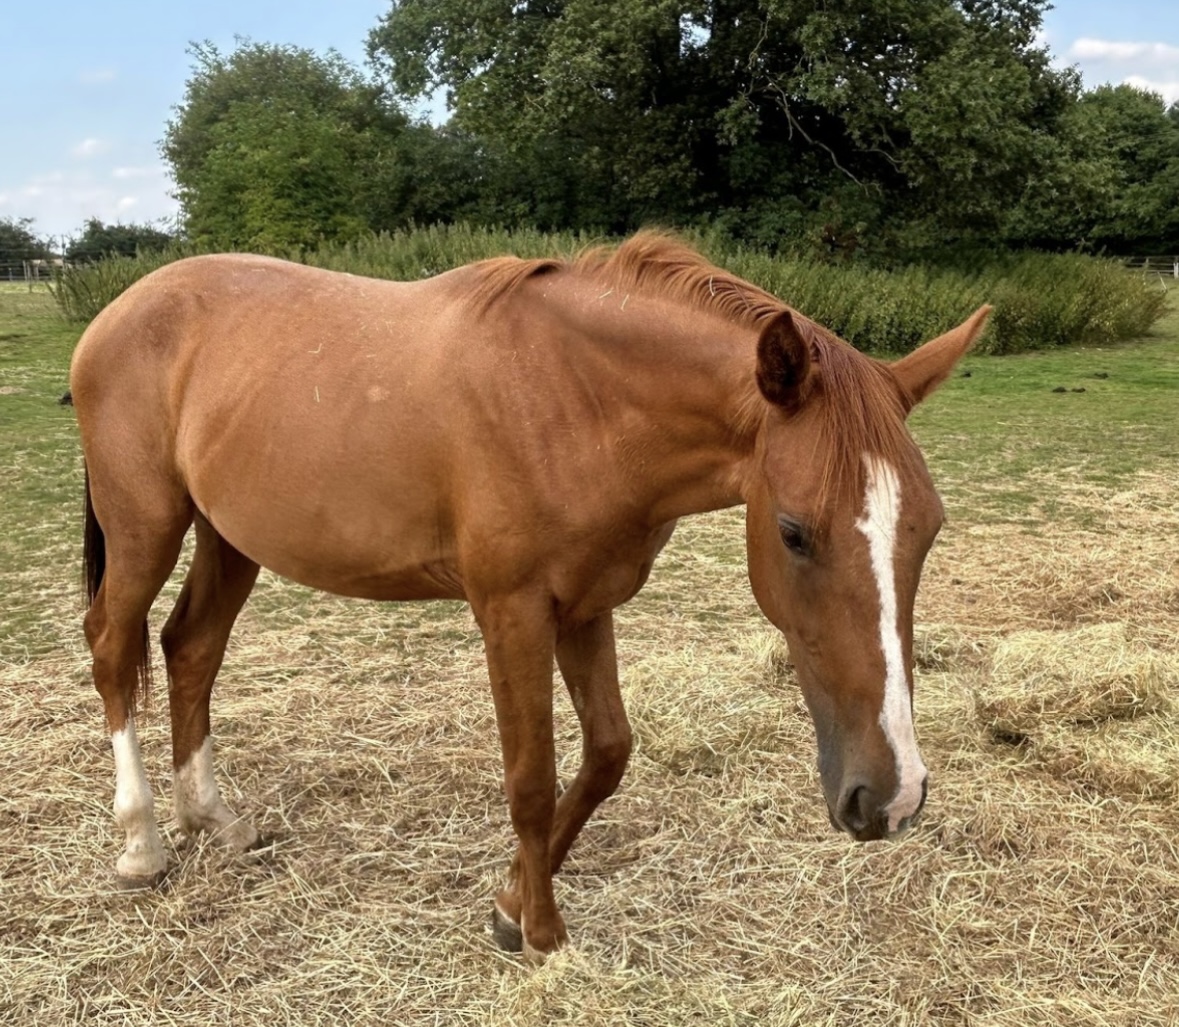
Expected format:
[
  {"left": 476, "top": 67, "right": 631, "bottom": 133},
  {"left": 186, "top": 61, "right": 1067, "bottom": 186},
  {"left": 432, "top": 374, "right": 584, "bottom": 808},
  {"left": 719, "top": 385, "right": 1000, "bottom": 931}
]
[{"left": 545, "top": 278, "right": 762, "bottom": 523}]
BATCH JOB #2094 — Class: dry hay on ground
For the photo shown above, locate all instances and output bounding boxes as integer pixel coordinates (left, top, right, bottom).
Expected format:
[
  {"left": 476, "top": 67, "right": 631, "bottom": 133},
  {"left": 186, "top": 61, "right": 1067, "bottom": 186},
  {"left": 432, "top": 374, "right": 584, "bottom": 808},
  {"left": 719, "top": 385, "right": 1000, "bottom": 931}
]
[
  {"left": 980, "top": 622, "right": 1175, "bottom": 734},
  {"left": 916, "top": 469, "right": 1179, "bottom": 638},
  {"left": 976, "top": 623, "right": 1179, "bottom": 803},
  {"left": 3, "top": 470, "right": 1179, "bottom": 1025}
]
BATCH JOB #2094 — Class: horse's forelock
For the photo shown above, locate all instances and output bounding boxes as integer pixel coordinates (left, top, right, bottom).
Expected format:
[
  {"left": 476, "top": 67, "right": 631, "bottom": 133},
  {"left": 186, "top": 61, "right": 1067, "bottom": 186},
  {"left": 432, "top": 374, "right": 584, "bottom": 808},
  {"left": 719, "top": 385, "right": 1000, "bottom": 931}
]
[{"left": 807, "top": 338, "right": 919, "bottom": 518}]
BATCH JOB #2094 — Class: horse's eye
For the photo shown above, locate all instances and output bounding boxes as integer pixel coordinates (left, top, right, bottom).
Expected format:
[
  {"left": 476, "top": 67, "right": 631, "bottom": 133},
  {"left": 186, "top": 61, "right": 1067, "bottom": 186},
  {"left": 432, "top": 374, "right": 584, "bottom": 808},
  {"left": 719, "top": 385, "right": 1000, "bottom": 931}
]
[{"left": 777, "top": 517, "right": 810, "bottom": 557}]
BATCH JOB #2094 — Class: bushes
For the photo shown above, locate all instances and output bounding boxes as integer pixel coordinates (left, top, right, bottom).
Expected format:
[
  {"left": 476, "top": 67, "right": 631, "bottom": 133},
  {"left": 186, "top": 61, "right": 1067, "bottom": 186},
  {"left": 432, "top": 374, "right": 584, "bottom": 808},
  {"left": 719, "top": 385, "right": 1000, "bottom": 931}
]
[
  {"left": 50, "top": 225, "right": 1168, "bottom": 354},
  {"left": 978, "top": 252, "right": 1167, "bottom": 354},
  {"left": 297, "top": 223, "right": 600, "bottom": 280},
  {"left": 714, "top": 248, "right": 991, "bottom": 354},
  {"left": 50, "top": 226, "right": 599, "bottom": 324},
  {"left": 50, "top": 245, "right": 200, "bottom": 324},
  {"left": 712, "top": 243, "right": 1168, "bottom": 354}
]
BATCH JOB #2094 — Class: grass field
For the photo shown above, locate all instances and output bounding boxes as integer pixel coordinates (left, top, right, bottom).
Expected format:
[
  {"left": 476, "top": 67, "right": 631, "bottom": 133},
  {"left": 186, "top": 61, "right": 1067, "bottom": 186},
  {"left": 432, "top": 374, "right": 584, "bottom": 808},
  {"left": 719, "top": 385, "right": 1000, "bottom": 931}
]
[{"left": 2, "top": 283, "right": 1178, "bottom": 1025}]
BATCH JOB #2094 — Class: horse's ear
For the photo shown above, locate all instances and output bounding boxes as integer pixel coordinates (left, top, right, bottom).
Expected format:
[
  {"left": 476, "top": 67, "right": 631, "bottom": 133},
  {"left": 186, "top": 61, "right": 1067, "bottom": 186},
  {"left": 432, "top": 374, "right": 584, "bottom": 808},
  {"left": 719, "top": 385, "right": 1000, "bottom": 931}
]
[
  {"left": 892, "top": 305, "right": 992, "bottom": 411},
  {"left": 756, "top": 310, "right": 815, "bottom": 411}
]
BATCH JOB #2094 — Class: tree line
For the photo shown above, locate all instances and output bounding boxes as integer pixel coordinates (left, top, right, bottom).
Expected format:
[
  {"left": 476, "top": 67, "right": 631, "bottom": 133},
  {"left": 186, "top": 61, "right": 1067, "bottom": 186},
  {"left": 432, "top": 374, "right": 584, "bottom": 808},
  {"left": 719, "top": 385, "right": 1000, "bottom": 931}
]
[
  {"left": 8, "top": 1, "right": 1179, "bottom": 264},
  {"left": 0, "top": 217, "right": 173, "bottom": 265}
]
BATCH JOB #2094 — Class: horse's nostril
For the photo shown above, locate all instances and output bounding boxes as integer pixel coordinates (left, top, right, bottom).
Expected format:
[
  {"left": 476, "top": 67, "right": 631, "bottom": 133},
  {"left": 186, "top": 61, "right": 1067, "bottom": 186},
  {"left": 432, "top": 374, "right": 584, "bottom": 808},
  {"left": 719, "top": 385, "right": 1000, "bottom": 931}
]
[
  {"left": 917, "top": 774, "right": 929, "bottom": 814},
  {"left": 839, "top": 785, "right": 871, "bottom": 834}
]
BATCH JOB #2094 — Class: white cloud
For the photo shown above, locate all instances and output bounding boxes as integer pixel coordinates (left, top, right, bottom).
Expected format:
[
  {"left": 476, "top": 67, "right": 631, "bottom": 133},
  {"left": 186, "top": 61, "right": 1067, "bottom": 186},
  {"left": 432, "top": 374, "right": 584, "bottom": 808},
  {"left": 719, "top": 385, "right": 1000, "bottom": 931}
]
[
  {"left": 1123, "top": 75, "right": 1179, "bottom": 105},
  {"left": 1061, "top": 36, "right": 1179, "bottom": 102},
  {"left": 0, "top": 167, "right": 178, "bottom": 238},
  {"left": 112, "top": 166, "right": 164, "bottom": 180},
  {"left": 72, "top": 138, "right": 110, "bottom": 159},
  {"left": 79, "top": 68, "right": 117, "bottom": 85},
  {"left": 1070, "top": 38, "right": 1179, "bottom": 66}
]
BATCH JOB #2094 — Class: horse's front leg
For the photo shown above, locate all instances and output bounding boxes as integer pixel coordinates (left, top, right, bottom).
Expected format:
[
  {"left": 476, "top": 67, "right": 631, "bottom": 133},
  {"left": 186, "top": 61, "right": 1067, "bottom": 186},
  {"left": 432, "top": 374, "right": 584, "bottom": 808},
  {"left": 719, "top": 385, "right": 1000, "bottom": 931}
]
[
  {"left": 548, "top": 612, "right": 632, "bottom": 872},
  {"left": 474, "top": 592, "right": 566, "bottom": 960}
]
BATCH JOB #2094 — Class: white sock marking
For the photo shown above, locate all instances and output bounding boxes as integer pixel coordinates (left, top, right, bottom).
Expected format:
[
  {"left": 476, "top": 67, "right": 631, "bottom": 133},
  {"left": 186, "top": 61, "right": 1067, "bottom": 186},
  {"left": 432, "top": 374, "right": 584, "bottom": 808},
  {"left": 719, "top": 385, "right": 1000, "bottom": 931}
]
[
  {"left": 174, "top": 737, "right": 259, "bottom": 849},
  {"left": 111, "top": 724, "right": 166, "bottom": 879},
  {"left": 855, "top": 455, "right": 927, "bottom": 833}
]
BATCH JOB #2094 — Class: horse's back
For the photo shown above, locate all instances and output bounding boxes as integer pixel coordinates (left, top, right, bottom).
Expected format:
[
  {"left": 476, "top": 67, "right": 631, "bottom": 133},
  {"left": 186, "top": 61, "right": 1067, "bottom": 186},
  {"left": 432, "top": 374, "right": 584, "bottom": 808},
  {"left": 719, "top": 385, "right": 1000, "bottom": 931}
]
[{"left": 70, "top": 256, "right": 489, "bottom": 599}]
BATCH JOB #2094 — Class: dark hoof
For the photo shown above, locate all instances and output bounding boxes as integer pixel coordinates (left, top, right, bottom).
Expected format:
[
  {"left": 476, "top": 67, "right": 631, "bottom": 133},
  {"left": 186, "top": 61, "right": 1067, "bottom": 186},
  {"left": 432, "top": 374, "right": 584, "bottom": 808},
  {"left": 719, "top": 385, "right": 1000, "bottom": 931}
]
[
  {"left": 243, "top": 834, "right": 275, "bottom": 856},
  {"left": 491, "top": 903, "right": 524, "bottom": 952},
  {"left": 114, "top": 868, "right": 168, "bottom": 892}
]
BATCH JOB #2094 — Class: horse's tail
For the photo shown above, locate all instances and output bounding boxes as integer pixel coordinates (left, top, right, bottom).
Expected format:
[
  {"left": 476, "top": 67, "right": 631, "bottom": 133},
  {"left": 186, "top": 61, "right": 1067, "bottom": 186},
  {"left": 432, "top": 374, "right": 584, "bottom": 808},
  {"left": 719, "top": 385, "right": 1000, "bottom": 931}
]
[
  {"left": 83, "top": 465, "right": 105, "bottom": 606},
  {"left": 83, "top": 465, "right": 152, "bottom": 709}
]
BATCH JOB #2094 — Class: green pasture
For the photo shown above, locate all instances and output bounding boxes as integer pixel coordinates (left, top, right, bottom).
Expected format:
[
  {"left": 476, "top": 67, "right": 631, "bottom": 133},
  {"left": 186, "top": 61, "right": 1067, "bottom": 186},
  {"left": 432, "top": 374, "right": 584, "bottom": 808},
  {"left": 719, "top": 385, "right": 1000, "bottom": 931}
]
[
  {"left": 911, "top": 299, "right": 1179, "bottom": 524},
  {"left": 2, "top": 281, "right": 1178, "bottom": 1025}
]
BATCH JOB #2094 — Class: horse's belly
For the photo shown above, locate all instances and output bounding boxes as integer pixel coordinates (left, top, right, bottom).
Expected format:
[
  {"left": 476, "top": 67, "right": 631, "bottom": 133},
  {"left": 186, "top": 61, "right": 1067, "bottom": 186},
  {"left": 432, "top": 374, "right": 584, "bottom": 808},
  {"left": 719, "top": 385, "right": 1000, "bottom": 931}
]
[
  {"left": 186, "top": 450, "right": 461, "bottom": 601},
  {"left": 207, "top": 496, "right": 462, "bottom": 601}
]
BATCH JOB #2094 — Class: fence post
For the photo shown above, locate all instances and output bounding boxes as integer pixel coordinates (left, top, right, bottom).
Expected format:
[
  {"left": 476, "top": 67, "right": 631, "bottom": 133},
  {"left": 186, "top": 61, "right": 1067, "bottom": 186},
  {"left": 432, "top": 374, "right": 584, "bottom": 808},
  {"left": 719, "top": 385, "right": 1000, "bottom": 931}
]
[{"left": 1173, "top": 258, "right": 1178, "bottom": 280}]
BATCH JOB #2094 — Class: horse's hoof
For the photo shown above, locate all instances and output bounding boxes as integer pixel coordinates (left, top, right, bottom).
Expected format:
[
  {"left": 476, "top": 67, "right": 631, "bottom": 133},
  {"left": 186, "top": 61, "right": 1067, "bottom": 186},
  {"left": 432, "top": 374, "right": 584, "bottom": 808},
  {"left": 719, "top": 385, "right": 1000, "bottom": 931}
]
[
  {"left": 522, "top": 936, "right": 551, "bottom": 965},
  {"left": 114, "top": 868, "right": 168, "bottom": 892},
  {"left": 243, "top": 834, "right": 275, "bottom": 857},
  {"left": 491, "top": 902, "right": 524, "bottom": 953},
  {"left": 520, "top": 918, "right": 568, "bottom": 964}
]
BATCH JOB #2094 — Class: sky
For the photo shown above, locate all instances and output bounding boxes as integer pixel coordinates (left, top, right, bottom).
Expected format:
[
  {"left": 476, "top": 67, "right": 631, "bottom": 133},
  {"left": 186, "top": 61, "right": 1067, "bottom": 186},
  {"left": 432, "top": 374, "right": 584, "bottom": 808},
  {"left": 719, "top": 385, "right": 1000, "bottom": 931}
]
[{"left": 1, "top": 1, "right": 1178, "bottom": 243}]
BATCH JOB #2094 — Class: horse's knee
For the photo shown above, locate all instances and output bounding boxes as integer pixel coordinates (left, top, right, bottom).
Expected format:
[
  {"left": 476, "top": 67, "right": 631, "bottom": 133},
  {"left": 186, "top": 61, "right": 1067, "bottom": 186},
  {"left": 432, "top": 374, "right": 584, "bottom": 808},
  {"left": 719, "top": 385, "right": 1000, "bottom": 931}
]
[
  {"left": 589, "top": 726, "right": 632, "bottom": 794},
  {"left": 159, "top": 616, "right": 181, "bottom": 662},
  {"left": 159, "top": 605, "right": 197, "bottom": 666},
  {"left": 505, "top": 766, "right": 558, "bottom": 833},
  {"left": 83, "top": 603, "right": 104, "bottom": 649}
]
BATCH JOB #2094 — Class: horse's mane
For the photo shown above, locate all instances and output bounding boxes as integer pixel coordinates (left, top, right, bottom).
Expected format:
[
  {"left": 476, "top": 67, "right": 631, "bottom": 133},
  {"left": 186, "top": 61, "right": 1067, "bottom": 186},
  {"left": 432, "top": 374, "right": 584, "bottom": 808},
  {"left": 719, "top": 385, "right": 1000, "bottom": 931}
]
[
  {"left": 471, "top": 230, "right": 785, "bottom": 330},
  {"left": 472, "top": 231, "right": 919, "bottom": 510}
]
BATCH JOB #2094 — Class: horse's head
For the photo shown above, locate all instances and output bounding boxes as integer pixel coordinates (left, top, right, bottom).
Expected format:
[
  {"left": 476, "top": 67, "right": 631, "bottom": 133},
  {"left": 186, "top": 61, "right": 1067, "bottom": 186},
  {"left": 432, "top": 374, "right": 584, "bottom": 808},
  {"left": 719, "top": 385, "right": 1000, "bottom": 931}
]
[{"left": 745, "top": 306, "right": 990, "bottom": 841}]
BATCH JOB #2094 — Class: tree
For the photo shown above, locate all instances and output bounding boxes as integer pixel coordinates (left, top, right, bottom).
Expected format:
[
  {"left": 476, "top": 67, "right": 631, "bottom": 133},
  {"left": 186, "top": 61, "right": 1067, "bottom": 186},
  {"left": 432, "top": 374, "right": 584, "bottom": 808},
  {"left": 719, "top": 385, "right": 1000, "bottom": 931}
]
[
  {"left": 1006, "top": 84, "right": 1179, "bottom": 252},
  {"left": 370, "top": 0, "right": 715, "bottom": 232},
  {"left": 0, "top": 217, "right": 52, "bottom": 263},
  {"left": 163, "top": 41, "right": 414, "bottom": 250},
  {"left": 368, "top": 0, "right": 1076, "bottom": 252},
  {"left": 65, "top": 218, "right": 175, "bottom": 263},
  {"left": 1076, "top": 85, "right": 1179, "bottom": 252}
]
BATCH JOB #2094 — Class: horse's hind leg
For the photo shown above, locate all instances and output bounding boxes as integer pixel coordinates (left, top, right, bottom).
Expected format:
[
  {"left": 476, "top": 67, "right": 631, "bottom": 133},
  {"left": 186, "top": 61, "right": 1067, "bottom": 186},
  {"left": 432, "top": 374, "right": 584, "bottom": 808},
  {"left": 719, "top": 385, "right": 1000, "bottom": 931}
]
[
  {"left": 160, "top": 514, "right": 260, "bottom": 851},
  {"left": 84, "top": 490, "right": 191, "bottom": 888}
]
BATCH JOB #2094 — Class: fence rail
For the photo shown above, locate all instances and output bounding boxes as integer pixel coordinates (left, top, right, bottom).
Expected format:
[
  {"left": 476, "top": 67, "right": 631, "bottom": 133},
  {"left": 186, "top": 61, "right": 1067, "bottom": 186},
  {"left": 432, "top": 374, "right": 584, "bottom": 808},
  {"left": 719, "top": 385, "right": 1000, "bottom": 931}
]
[
  {"left": 1123, "top": 255, "right": 1179, "bottom": 278},
  {"left": 0, "top": 259, "right": 66, "bottom": 283}
]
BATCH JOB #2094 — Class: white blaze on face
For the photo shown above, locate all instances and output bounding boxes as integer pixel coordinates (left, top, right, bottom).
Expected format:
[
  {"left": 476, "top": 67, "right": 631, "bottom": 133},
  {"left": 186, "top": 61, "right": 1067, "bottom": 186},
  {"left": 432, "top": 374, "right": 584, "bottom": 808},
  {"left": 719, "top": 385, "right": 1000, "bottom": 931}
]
[
  {"left": 111, "top": 723, "right": 167, "bottom": 880},
  {"left": 855, "top": 455, "right": 928, "bottom": 833}
]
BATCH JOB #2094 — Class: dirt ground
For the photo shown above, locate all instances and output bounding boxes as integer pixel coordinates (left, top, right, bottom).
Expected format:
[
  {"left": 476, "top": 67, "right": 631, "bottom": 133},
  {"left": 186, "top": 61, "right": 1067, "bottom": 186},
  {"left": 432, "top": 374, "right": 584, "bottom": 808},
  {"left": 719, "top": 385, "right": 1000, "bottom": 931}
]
[{"left": 2, "top": 465, "right": 1177, "bottom": 1025}]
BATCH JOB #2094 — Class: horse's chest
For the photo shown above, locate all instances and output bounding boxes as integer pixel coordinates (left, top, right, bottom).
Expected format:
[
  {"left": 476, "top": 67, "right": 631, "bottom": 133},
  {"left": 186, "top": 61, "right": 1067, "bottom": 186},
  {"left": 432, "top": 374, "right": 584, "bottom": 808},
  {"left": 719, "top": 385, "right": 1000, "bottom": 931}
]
[{"left": 555, "top": 520, "right": 677, "bottom": 624}]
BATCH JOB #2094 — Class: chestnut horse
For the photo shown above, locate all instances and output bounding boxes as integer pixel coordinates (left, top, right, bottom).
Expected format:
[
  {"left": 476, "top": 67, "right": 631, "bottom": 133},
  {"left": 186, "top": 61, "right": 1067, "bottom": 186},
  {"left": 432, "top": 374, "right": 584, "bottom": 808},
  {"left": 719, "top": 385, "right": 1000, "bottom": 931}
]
[{"left": 70, "top": 233, "right": 989, "bottom": 958}]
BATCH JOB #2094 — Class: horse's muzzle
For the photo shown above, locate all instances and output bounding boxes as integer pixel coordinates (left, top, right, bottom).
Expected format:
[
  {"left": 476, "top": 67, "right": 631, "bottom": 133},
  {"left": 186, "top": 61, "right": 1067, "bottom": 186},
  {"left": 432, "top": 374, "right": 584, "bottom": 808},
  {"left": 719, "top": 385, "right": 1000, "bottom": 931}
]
[{"left": 829, "top": 775, "right": 928, "bottom": 842}]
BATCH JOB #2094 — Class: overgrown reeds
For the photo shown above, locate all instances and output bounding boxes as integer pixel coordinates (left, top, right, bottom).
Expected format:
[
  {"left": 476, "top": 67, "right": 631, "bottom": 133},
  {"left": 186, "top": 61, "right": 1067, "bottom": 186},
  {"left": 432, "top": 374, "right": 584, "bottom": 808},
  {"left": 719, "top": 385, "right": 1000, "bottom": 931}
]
[
  {"left": 49, "top": 224, "right": 1168, "bottom": 353},
  {"left": 49, "top": 245, "right": 201, "bottom": 323}
]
